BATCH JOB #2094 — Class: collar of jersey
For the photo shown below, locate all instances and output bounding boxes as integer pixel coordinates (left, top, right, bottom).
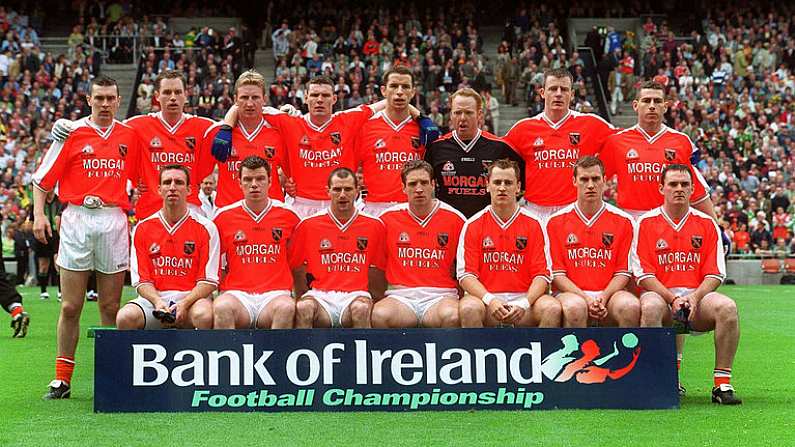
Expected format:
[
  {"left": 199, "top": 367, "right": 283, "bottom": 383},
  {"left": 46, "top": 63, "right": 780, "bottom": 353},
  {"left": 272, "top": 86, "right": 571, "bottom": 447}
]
[
  {"left": 237, "top": 118, "right": 268, "bottom": 142},
  {"left": 156, "top": 111, "right": 187, "bottom": 134},
  {"left": 452, "top": 129, "right": 482, "bottom": 153},
  {"left": 303, "top": 114, "right": 333, "bottom": 133},
  {"left": 574, "top": 202, "right": 606, "bottom": 228},
  {"left": 488, "top": 205, "right": 521, "bottom": 230},
  {"left": 635, "top": 124, "right": 669, "bottom": 144},
  {"left": 242, "top": 199, "right": 272, "bottom": 222},
  {"left": 541, "top": 110, "right": 572, "bottom": 129},
  {"left": 660, "top": 206, "right": 690, "bottom": 232},
  {"left": 158, "top": 210, "right": 191, "bottom": 235},
  {"left": 85, "top": 117, "right": 116, "bottom": 140},
  {"left": 408, "top": 199, "right": 440, "bottom": 227},
  {"left": 380, "top": 111, "right": 413, "bottom": 132},
  {"left": 328, "top": 208, "right": 358, "bottom": 232}
]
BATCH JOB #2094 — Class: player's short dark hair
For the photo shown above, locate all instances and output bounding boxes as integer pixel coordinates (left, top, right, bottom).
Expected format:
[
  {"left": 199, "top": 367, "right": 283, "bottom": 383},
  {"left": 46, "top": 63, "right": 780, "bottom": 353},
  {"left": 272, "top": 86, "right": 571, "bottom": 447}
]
[
  {"left": 382, "top": 65, "right": 415, "bottom": 86},
  {"left": 159, "top": 164, "right": 191, "bottom": 184},
  {"left": 660, "top": 163, "right": 692, "bottom": 185},
  {"left": 307, "top": 75, "right": 334, "bottom": 89},
  {"left": 154, "top": 69, "right": 186, "bottom": 92},
  {"left": 90, "top": 75, "right": 119, "bottom": 96},
  {"left": 636, "top": 80, "right": 666, "bottom": 99},
  {"left": 239, "top": 155, "right": 271, "bottom": 178},
  {"left": 487, "top": 158, "right": 521, "bottom": 181},
  {"left": 327, "top": 167, "right": 358, "bottom": 188},
  {"left": 400, "top": 160, "right": 434, "bottom": 185},
  {"left": 543, "top": 67, "right": 573, "bottom": 86},
  {"left": 573, "top": 156, "right": 604, "bottom": 177}
]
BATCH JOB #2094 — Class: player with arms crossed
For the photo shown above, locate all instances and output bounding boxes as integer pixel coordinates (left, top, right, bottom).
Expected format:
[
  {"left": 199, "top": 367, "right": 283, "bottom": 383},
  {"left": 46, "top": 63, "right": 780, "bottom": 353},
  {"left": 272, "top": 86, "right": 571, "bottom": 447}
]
[
  {"left": 212, "top": 156, "right": 300, "bottom": 329},
  {"left": 503, "top": 68, "right": 616, "bottom": 221},
  {"left": 374, "top": 160, "right": 466, "bottom": 328},
  {"left": 546, "top": 156, "right": 639, "bottom": 327},
  {"left": 290, "top": 168, "right": 386, "bottom": 328},
  {"left": 634, "top": 164, "right": 741, "bottom": 405},
  {"left": 117, "top": 165, "right": 219, "bottom": 329},
  {"left": 424, "top": 88, "right": 524, "bottom": 218},
  {"left": 33, "top": 75, "right": 151, "bottom": 399},
  {"left": 457, "top": 159, "right": 560, "bottom": 328}
]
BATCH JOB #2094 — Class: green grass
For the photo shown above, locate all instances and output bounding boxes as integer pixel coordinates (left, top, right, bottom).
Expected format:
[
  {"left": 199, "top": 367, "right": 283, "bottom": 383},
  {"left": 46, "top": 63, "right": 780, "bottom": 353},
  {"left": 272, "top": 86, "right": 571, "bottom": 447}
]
[{"left": 1, "top": 286, "right": 794, "bottom": 446}]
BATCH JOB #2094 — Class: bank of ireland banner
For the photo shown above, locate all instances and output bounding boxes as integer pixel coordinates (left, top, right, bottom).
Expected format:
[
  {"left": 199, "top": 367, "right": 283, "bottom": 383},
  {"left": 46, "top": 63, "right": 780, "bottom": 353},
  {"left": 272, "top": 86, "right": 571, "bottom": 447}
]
[{"left": 94, "top": 328, "right": 678, "bottom": 412}]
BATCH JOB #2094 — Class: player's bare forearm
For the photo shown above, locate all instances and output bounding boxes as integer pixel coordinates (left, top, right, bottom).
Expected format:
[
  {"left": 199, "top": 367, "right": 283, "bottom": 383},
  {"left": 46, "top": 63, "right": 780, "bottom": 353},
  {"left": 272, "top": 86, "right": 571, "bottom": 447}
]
[
  {"left": 408, "top": 104, "right": 421, "bottom": 119},
  {"left": 460, "top": 275, "right": 488, "bottom": 299},
  {"left": 692, "top": 277, "right": 722, "bottom": 302},
  {"left": 638, "top": 277, "right": 676, "bottom": 304},
  {"left": 369, "top": 99, "right": 388, "bottom": 113},
  {"left": 292, "top": 266, "right": 308, "bottom": 297},
  {"left": 693, "top": 197, "right": 718, "bottom": 221},
  {"left": 33, "top": 185, "right": 48, "bottom": 219},
  {"left": 552, "top": 275, "right": 585, "bottom": 297},
  {"left": 368, "top": 267, "right": 387, "bottom": 300},
  {"left": 137, "top": 283, "right": 163, "bottom": 308},
  {"left": 223, "top": 105, "right": 239, "bottom": 127},
  {"left": 602, "top": 275, "right": 630, "bottom": 303},
  {"left": 526, "top": 277, "right": 551, "bottom": 306},
  {"left": 183, "top": 282, "right": 217, "bottom": 308}
]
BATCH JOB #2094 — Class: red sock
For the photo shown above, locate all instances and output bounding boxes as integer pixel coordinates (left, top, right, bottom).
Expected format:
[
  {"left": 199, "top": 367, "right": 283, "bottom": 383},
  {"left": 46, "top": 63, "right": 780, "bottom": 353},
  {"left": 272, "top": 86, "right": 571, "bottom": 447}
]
[
  {"left": 10, "top": 306, "right": 23, "bottom": 318},
  {"left": 676, "top": 353, "right": 683, "bottom": 371},
  {"left": 55, "top": 356, "right": 75, "bottom": 384},
  {"left": 713, "top": 368, "right": 731, "bottom": 387}
]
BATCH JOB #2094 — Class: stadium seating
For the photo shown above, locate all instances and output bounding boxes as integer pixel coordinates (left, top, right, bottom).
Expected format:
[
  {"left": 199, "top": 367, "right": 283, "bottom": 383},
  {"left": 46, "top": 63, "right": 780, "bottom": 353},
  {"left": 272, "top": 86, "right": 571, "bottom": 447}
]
[{"left": 761, "top": 258, "right": 782, "bottom": 274}]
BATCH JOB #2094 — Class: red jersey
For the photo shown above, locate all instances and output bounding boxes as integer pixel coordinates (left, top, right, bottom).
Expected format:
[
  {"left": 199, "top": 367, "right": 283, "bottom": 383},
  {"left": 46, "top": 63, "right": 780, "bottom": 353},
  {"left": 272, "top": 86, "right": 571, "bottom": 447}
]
[
  {"left": 213, "top": 200, "right": 300, "bottom": 293},
  {"left": 503, "top": 110, "right": 616, "bottom": 206},
  {"left": 197, "top": 119, "right": 288, "bottom": 207},
  {"left": 456, "top": 206, "right": 550, "bottom": 293},
  {"left": 289, "top": 210, "right": 386, "bottom": 292},
  {"left": 131, "top": 210, "right": 220, "bottom": 292},
  {"left": 125, "top": 112, "right": 215, "bottom": 218},
  {"left": 600, "top": 125, "right": 709, "bottom": 211},
  {"left": 32, "top": 117, "right": 149, "bottom": 210},
  {"left": 380, "top": 201, "right": 466, "bottom": 288},
  {"left": 264, "top": 106, "right": 373, "bottom": 200},
  {"left": 633, "top": 207, "right": 726, "bottom": 289},
  {"left": 546, "top": 203, "right": 635, "bottom": 291},
  {"left": 354, "top": 111, "right": 425, "bottom": 203}
]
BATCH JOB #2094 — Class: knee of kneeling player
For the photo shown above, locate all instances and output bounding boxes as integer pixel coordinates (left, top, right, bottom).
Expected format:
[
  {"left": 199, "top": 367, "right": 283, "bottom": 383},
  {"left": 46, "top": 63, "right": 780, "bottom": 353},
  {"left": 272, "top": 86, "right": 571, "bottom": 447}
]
[{"left": 116, "top": 307, "right": 142, "bottom": 330}]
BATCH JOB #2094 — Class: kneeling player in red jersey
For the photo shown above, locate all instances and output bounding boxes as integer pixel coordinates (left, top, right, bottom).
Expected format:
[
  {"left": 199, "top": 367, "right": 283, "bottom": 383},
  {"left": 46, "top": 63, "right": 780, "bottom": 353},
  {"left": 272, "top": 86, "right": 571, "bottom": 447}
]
[
  {"left": 374, "top": 160, "right": 466, "bottom": 328},
  {"left": 117, "top": 165, "right": 219, "bottom": 330},
  {"left": 290, "top": 168, "right": 386, "bottom": 328},
  {"left": 456, "top": 159, "right": 561, "bottom": 327},
  {"left": 546, "top": 156, "right": 639, "bottom": 327},
  {"left": 634, "top": 165, "right": 741, "bottom": 405}
]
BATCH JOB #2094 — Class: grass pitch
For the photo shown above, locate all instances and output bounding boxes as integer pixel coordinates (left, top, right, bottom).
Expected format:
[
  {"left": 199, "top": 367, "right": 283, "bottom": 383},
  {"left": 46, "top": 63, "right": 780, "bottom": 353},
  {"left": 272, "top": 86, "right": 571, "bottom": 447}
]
[{"left": 1, "top": 285, "right": 794, "bottom": 446}]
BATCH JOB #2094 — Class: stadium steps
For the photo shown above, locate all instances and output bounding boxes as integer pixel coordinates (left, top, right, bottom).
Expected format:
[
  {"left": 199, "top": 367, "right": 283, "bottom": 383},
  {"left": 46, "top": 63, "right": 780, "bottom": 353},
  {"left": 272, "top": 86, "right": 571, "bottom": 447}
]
[
  {"left": 480, "top": 26, "right": 527, "bottom": 134},
  {"left": 169, "top": 17, "right": 241, "bottom": 35},
  {"left": 255, "top": 48, "right": 276, "bottom": 86},
  {"left": 611, "top": 102, "right": 636, "bottom": 129},
  {"left": 100, "top": 63, "right": 138, "bottom": 120},
  {"left": 39, "top": 37, "right": 71, "bottom": 59}
]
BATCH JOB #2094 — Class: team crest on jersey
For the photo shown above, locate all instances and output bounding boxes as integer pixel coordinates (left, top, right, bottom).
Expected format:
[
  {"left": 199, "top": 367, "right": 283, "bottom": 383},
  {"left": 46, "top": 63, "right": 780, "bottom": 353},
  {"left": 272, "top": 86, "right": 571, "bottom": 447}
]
[
  {"left": 185, "top": 137, "right": 196, "bottom": 151},
  {"left": 482, "top": 236, "right": 495, "bottom": 249},
  {"left": 566, "top": 233, "right": 578, "bottom": 245},
  {"left": 150, "top": 137, "right": 162, "bottom": 148},
  {"left": 272, "top": 227, "right": 283, "bottom": 242},
  {"left": 442, "top": 161, "right": 455, "bottom": 172},
  {"left": 656, "top": 239, "right": 669, "bottom": 250},
  {"left": 374, "top": 138, "right": 387, "bottom": 149},
  {"left": 149, "top": 243, "right": 161, "bottom": 257},
  {"left": 411, "top": 136, "right": 421, "bottom": 149},
  {"left": 602, "top": 232, "right": 614, "bottom": 247},
  {"left": 300, "top": 135, "right": 310, "bottom": 147},
  {"left": 234, "top": 230, "right": 247, "bottom": 244},
  {"left": 264, "top": 146, "right": 275, "bottom": 159},
  {"left": 81, "top": 145, "right": 95, "bottom": 157},
  {"left": 533, "top": 137, "right": 544, "bottom": 147},
  {"left": 516, "top": 236, "right": 528, "bottom": 250},
  {"left": 437, "top": 233, "right": 449, "bottom": 247},
  {"left": 118, "top": 144, "right": 128, "bottom": 158},
  {"left": 320, "top": 238, "right": 332, "bottom": 250},
  {"left": 183, "top": 241, "right": 196, "bottom": 255},
  {"left": 664, "top": 148, "right": 676, "bottom": 161},
  {"left": 398, "top": 232, "right": 410, "bottom": 244},
  {"left": 357, "top": 237, "right": 369, "bottom": 250},
  {"left": 330, "top": 132, "right": 341, "bottom": 145},
  {"left": 626, "top": 149, "right": 639, "bottom": 160},
  {"left": 569, "top": 132, "right": 581, "bottom": 146},
  {"left": 691, "top": 235, "right": 703, "bottom": 249}
]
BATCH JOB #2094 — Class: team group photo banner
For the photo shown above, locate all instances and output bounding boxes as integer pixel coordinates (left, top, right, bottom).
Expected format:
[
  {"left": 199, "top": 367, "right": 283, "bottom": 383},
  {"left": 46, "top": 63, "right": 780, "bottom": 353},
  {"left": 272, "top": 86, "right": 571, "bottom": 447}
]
[{"left": 94, "top": 328, "right": 678, "bottom": 412}]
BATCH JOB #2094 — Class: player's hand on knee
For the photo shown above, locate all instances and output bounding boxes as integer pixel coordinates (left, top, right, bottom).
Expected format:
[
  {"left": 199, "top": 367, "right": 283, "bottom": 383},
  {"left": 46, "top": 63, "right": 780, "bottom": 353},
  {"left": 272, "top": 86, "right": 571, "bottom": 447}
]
[
  {"left": 171, "top": 301, "right": 189, "bottom": 327},
  {"left": 503, "top": 305, "right": 525, "bottom": 324},
  {"left": 50, "top": 118, "right": 75, "bottom": 142},
  {"left": 488, "top": 299, "right": 509, "bottom": 320},
  {"left": 284, "top": 177, "right": 297, "bottom": 196}
]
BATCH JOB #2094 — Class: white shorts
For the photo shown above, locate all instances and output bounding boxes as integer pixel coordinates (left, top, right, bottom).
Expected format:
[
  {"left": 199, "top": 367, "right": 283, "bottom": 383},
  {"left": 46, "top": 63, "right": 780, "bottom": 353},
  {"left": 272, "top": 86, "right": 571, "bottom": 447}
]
[
  {"left": 223, "top": 290, "right": 292, "bottom": 328},
  {"left": 57, "top": 205, "right": 129, "bottom": 273},
  {"left": 129, "top": 290, "right": 190, "bottom": 329},
  {"left": 288, "top": 196, "right": 332, "bottom": 220},
  {"left": 362, "top": 201, "right": 400, "bottom": 217},
  {"left": 386, "top": 287, "right": 458, "bottom": 324},
  {"left": 492, "top": 292, "right": 530, "bottom": 309},
  {"left": 521, "top": 201, "right": 571, "bottom": 222},
  {"left": 304, "top": 290, "right": 371, "bottom": 328},
  {"left": 640, "top": 287, "right": 710, "bottom": 335}
]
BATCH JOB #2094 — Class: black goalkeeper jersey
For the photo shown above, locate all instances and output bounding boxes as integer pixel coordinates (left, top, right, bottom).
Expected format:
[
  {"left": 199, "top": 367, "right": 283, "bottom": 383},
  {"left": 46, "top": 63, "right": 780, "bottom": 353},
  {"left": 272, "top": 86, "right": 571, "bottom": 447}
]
[{"left": 424, "top": 130, "right": 525, "bottom": 218}]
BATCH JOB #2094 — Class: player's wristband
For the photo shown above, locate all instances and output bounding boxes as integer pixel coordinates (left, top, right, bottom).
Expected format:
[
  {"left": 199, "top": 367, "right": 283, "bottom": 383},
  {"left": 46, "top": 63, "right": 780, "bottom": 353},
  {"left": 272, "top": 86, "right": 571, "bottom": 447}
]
[{"left": 482, "top": 293, "right": 496, "bottom": 305}]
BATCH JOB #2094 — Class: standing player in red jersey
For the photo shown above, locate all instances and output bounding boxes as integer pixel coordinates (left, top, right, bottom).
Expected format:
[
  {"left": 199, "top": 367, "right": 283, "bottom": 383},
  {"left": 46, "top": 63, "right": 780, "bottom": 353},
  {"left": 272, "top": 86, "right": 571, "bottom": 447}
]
[
  {"left": 289, "top": 168, "right": 386, "bottom": 328},
  {"left": 634, "top": 165, "right": 741, "bottom": 405},
  {"left": 33, "top": 76, "right": 151, "bottom": 400},
  {"left": 196, "top": 70, "right": 288, "bottom": 209},
  {"left": 354, "top": 66, "right": 425, "bottom": 216},
  {"left": 456, "top": 159, "right": 561, "bottom": 328},
  {"left": 212, "top": 156, "right": 300, "bottom": 329},
  {"left": 600, "top": 81, "right": 716, "bottom": 220},
  {"left": 374, "top": 160, "right": 466, "bottom": 328},
  {"left": 424, "top": 88, "right": 525, "bottom": 218},
  {"left": 503, "top": 68, "right": 616, "bottom": 221},
  {"left": 546, "top": 156, "right": 639, "bottom": 328},
  {"left": 117, "top": 165, "right": 219, "bottom": 330}
]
